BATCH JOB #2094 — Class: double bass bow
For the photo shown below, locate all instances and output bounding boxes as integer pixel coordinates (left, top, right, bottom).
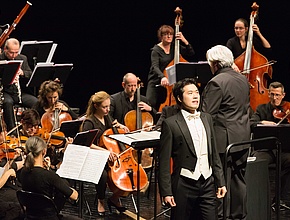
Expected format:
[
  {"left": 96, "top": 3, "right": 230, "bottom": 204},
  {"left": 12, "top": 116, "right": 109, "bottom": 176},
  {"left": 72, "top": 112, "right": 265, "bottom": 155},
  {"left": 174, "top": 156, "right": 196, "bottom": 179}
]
[
  {"left": 234, "top": 2, "right": 274, "bottom": 111},
  {"left": 158, "top": 7, "right": 188, "bottom": 112}
]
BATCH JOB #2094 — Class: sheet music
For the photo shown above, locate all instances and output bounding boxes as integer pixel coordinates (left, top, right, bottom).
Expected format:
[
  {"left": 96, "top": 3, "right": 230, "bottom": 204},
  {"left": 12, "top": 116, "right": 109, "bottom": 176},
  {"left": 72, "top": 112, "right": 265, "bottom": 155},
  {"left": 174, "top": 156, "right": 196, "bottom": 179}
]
[
  {"left": 108, "top": 130, "right": 160, "bottom": 146},
  {"left": 166, "top": 65, "right": 176, "bottom": 85},
  {"left": 56, "top": 144, "right": 110, "bottom": 184}
]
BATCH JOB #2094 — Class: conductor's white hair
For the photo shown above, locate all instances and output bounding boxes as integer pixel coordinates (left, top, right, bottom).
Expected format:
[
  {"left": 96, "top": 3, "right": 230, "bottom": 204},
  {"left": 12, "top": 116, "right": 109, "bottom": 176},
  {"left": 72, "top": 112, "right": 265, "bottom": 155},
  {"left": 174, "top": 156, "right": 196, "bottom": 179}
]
[{"left": 206, "top": 45, "right": 234, "bottom": 68}]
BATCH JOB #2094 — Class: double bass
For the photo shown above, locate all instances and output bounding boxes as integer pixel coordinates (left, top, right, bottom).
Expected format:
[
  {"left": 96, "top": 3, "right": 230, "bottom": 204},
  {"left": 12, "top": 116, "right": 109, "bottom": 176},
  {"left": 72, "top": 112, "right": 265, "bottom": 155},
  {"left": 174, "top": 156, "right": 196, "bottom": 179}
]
[
  {"left": 124, "top": 78, "right": 154, "bottom": 169},
  {"left": 234, "top": 2, "right": 274, "bottom": 111},
  {"left": 158, "top": 7, "right": 187, "bottom": 112},
  {"left": 100, "top": 115, "right": 148, "bottom": 197}
]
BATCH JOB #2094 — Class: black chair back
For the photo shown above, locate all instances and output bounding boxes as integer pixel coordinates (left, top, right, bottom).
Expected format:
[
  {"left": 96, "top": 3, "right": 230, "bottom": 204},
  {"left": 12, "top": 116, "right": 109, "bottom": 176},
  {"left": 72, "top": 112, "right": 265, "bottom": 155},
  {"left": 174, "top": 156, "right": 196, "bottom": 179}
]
[{"left": 16, "top": 189, "right": 60, "bottom": 220}]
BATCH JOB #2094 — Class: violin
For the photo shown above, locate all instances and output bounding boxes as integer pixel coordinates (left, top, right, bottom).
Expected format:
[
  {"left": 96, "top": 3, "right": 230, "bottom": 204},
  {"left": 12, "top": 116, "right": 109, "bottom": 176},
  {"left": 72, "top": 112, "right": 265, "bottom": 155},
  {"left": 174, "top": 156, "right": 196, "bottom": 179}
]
[
  {"left": 35, "top": 128, "right": 66, "bottom": 147},
  {"left": 0, "top": 146, "right": 17, "bottom": 160},
  {"left": 273, "top": 101, "right": 290, "bottom": 124},
  {"left": 4, "top": 136, "right": 28, "bottom": 149}
]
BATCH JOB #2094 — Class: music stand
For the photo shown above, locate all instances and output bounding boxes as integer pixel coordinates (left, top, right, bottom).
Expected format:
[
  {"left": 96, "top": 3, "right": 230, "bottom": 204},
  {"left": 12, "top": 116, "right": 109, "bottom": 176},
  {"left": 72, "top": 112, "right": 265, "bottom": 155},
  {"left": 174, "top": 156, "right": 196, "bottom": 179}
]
[
  {"left": 73, "top": 129, "right": 99, "bottom": 147},
  {"left": 0, "top": 60, "right": 22, "bottom": 86},
  {"left": 59, "top": 120, "right": 83, "bottom": 138},
  {"left": 108, "top": 131, "right": 160, "bottom": 220},
  {"left": 166, "top": 62, "right": 212, "bottom": 92},
  {"left": 26, "top": 63, "right": 73, "bottom": 88},
  {"left": 252, "top": 124, "right": 290, "bottom": 152},
  {"left": 19, "top": 40, "right": 58, "bottom": 70}
]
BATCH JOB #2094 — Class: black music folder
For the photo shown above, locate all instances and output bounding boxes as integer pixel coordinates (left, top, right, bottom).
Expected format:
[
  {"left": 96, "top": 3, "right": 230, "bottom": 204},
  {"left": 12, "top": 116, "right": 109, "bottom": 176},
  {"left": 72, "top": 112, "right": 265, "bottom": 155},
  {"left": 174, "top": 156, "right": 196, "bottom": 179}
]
[
  {"left": 252, "top": 124, "right": 290, "bottom": 152},
  {"left": 166, "top": 62, "right": 212, "bottom": 91},
  {"left": 0, "top": 60, "right": 22, "bottom": 86},
  {"left": 19, "top": 40, "right": 57, "bottom": 70},
  {"left": 26, "top": 63, "right": 73, "bottom": 87},
  {"left": 73, "top": 129, "right": 99, "bottom": 147},
  {"left": 59, "top": 120, "right": 83, "bottom": 138}
]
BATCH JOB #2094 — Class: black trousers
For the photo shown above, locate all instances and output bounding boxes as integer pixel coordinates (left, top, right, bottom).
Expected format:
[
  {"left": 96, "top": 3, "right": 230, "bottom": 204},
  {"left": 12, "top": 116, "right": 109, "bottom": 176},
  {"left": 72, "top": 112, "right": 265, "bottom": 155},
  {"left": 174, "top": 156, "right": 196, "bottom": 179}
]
[
  {"left": 171, "top": 175, "right": 217, "bottom": 220},
  {"left": 3, "top": 92, "right": 37, "bottom": 133}
]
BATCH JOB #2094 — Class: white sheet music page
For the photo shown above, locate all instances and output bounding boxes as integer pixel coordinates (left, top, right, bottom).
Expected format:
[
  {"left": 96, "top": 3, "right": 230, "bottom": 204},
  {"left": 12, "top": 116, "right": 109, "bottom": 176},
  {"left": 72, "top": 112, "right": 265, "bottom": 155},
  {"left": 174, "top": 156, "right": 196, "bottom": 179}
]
[
  {"left": 108, "top": 130, "right": 161, "bottom": 146},
  {"left": 56, "top": 144, "right": 110, "bottom": 184}
]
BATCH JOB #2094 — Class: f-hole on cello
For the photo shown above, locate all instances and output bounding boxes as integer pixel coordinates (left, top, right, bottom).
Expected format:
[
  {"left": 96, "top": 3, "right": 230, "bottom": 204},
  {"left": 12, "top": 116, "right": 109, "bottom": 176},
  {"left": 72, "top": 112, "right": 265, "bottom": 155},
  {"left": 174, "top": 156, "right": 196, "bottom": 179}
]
[{"left": 100, "top": 115, "right": 148, "bottom": 198}]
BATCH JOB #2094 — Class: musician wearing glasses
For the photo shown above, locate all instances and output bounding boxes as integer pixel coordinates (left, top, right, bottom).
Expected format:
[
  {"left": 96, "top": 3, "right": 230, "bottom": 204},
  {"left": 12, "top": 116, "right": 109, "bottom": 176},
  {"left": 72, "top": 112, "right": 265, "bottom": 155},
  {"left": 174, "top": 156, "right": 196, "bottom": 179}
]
[
  {"left": 0, "top": 38, "right": 37, "bottom": 135},
  {"left": 146, "top": 25, "right": 195, "bottom": 111},
  {"left": 250, "top": 81, "right": 290, "bottom": 211}
]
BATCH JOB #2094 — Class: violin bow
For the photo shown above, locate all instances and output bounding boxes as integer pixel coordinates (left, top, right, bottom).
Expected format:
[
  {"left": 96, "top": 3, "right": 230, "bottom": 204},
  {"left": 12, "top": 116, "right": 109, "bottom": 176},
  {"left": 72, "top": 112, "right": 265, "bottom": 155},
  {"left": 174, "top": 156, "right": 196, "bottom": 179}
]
[{"left": 276, "top": 110, "right": 290, "bottom": 125}]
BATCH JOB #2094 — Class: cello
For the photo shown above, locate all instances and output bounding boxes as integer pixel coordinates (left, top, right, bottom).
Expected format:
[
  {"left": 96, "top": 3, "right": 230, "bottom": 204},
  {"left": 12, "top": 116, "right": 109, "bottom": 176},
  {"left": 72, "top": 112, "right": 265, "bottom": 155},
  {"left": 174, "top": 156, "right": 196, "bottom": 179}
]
[
  {"left": 100, "top": 115, "right": 148, "bottom": 197},
  {"left": 124, "top": 78, "right": 154, "bottom": 169},
  {"left": 234, "top": 2, "right": 274, "bottom": 111},
  {"left": 158, "top": 7, "right": 188, "bottom": 112}
]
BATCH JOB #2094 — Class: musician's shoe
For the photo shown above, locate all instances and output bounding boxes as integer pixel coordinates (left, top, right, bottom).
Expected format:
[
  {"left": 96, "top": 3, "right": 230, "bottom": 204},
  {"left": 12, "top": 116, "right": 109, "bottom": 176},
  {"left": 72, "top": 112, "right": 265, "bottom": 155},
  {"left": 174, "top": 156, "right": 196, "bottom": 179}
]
[
  {"left": 107, "top": 198, "right": 127, "bottom": 213},
  {"left": 97, "top": 199, "right": 106, "bottom": 216}
]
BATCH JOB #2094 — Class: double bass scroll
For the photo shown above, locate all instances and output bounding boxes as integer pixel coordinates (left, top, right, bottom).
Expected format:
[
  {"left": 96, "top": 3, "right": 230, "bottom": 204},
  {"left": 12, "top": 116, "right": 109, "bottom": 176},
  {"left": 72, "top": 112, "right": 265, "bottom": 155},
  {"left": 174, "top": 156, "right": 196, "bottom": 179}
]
[
  {"left": 234, "top": 2, "right": 274, "bottom": 111},
  {"left": 159, "top": 6, "right": 188, "bottom": 112}
]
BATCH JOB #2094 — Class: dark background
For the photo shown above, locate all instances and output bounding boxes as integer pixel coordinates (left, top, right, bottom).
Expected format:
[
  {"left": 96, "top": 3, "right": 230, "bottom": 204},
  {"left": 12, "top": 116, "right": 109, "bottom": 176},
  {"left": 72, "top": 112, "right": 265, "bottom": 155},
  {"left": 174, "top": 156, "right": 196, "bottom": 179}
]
[{"left": 1, "top": 0, "right": 290, "bottom": 114}]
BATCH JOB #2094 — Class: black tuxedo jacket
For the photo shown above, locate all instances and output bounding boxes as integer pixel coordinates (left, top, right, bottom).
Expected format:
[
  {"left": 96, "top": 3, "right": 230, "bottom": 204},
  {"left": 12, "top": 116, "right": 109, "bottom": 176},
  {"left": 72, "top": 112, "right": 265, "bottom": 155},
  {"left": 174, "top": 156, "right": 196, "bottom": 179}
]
[{"left": 158, "top": 111, "right": 225, "bottom": 197}]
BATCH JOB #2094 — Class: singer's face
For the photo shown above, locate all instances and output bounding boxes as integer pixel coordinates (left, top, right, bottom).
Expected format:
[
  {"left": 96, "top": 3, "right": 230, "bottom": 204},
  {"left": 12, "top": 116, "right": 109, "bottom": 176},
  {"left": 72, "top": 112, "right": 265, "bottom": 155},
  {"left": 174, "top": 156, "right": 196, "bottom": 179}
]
[
  {"left": 181, "top": 84, "right": 200, "bottom": 113},
  {"left": 46, "top": 91, "right": 59, "bottom": 107}
]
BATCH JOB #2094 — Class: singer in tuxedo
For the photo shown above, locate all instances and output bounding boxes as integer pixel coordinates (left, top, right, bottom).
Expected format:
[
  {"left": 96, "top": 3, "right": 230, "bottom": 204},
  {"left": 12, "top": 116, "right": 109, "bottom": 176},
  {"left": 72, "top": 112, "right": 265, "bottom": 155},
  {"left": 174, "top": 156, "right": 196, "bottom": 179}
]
[{"left": 158, "top": 78, "right": 227, "bottom": 220}]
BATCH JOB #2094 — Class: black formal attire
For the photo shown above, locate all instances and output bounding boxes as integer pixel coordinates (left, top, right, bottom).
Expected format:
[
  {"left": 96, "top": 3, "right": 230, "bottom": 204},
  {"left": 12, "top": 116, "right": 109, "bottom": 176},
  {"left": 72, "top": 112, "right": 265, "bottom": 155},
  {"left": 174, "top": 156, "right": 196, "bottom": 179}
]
[
  {"left": 110, "top": 91, "right": 157, "bottom": 125},
  {"left": 0, "top": 52, "right": 37, "bottom": 133},
  {"left": 20, "top": 167, "right": 73, "bottom": 214},
  {"left": 155, "top": 104, "right": 180, "bottom": 130},
  {"left": 201, "top": 67, "right": 251, "bottom": 219},
  {"left": 159, "top": 110, "right": 225, "bottom": 220},
  {"left": 250, "top": 102, "right": 290, "bottom": 202},
  {"left": 81, "top": 115, "right": 110, "bottom": 201},
  {"left": 226, "top": 36, "right": 272, "bottom": 59},
  {"left": 146, "top": 43, "right": 195, "bottom": 111}
]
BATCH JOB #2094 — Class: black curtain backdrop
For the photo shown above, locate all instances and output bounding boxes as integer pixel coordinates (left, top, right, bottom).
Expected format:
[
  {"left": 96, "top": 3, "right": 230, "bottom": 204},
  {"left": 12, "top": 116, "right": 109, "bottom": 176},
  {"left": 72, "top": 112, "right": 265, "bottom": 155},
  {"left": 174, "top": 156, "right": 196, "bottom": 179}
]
[{"left": 1, "top": 0, "right": 290, "bottom": 113}]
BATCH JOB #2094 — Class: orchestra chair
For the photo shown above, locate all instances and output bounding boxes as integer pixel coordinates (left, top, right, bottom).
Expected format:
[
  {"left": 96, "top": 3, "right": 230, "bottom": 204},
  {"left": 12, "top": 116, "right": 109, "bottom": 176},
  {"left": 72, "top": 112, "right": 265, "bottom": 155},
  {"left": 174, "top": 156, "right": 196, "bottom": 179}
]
[
  {"left": 223, "top": 137, "right": 281, "bottom": 220},
  {"left": 17, "top": 189, "right": 60, "bottom": 220}
]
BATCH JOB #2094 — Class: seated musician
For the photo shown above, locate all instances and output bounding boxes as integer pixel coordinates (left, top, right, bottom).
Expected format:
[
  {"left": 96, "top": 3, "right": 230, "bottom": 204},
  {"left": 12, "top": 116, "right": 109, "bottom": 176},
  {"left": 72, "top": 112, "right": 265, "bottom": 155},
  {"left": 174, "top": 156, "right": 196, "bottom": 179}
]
[
  {"left": 19, "top": 136, "right": 78, "bottom": 216},
  {"left": 0, "top": 122, "right": 25, "bottom": 219},
  {"left": 81, "top": 91, "right": 128, "bottom": 216},
  {"left": 19, "top": 109, "right": 73, "bottom": 170},
  {"left": 110, "top": 72, "right": 157, "bottom": 125},
  {"left": 0, "top": 38, "right": 38, "bottom": 135},
  {"left": 33, "top": 80, "right": 78, "bottom": 119},
  {"left": 250, "top": 81, "right": 290, "bottom": 211}
]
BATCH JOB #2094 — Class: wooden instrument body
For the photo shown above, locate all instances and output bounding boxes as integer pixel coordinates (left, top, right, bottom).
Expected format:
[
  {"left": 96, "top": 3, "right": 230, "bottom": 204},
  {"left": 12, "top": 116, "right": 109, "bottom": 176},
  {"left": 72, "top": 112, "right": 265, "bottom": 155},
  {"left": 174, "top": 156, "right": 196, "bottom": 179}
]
[{"left": 100, "top": 121, "right": 148, "bottom": 197}]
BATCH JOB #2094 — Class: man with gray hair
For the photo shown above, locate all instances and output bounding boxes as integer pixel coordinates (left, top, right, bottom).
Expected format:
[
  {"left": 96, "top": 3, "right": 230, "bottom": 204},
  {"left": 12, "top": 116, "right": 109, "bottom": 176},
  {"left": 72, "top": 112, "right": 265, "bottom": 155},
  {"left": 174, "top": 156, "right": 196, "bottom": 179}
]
[{"left": 202, "top": 45, "right": 251, "bottom": 219}]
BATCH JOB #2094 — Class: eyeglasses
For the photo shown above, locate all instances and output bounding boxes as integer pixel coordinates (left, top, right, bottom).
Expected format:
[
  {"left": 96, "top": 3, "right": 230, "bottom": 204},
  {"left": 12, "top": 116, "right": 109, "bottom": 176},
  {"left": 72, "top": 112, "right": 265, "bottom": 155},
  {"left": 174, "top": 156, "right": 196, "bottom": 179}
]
[
  {"left": 234, "top": 27, "right": 245, "bottom": 30},
  {"left": 269, "top": 93, "right": 282, "bottom": 98},
  {"left": 162, "top": 33, "right": 173, "bottom": 36}
]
